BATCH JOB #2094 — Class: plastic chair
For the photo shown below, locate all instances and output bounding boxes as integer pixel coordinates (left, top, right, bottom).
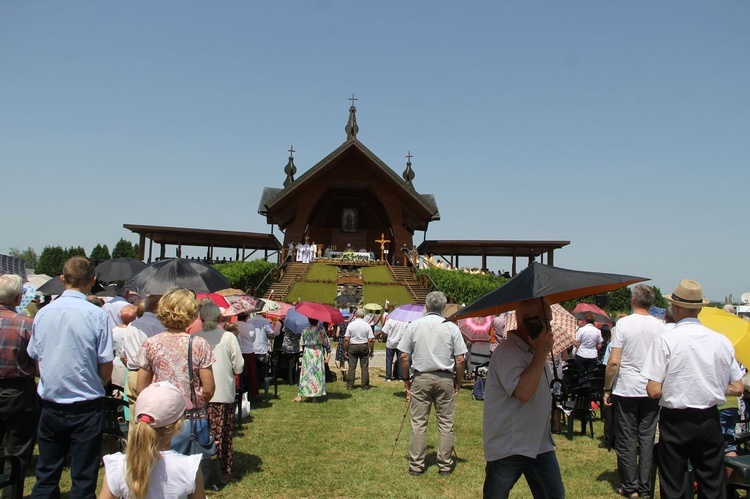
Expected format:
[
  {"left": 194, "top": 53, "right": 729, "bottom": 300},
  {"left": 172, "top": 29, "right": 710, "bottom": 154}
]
[
  {"left": 0, "top": 455, "right": 23, "bottom": 499},
  {"left": 562, "top": 384, "right": 595, "bottom": 440}
]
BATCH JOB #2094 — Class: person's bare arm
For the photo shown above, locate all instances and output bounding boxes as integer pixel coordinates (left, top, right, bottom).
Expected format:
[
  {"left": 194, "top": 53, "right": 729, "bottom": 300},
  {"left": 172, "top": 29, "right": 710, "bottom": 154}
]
[
  {"left": 99, "top": 361, "right": 113, "bottom": 386},
  {"left": 646, "top": 380, "right": 662, "bottom": 399},
  {"left": 604, "top": 348, "right": 622, "bottom": 407},
  {"left": 454, "top": 354, "right": 465, "bottom": 395},
  {"left": 98, "top": 473, "right": 117, "bottom": 499},
  {"left": 189, "top": 467, "right": 207, "bottom": 499},
  {"left": 727, "top": 379, "right": 744, "bottom": 397},
  {"left": 199, "top": 366, "right": 215, "bottom": 403},
  {"left": 137, "top": 367, "right": 154, "bottom": 394},
  {"left": 512, "top": 330, "right": 554, "bottom": 403}
]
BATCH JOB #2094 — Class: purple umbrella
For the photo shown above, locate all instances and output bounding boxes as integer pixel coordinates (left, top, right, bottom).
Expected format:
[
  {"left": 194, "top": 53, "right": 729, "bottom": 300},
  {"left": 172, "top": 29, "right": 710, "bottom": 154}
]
[{"left": 388, "top": 304, "right": 425, "bottom": 323}]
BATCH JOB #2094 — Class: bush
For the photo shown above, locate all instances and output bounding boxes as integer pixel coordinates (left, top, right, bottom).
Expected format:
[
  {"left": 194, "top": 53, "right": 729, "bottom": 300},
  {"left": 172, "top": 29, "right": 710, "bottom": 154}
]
[
  {"left": 418, "top": 268, "right": 506, "bottom": 304},
  {"left": 213, "top": 260, "right": 276, "bottom": 295}
]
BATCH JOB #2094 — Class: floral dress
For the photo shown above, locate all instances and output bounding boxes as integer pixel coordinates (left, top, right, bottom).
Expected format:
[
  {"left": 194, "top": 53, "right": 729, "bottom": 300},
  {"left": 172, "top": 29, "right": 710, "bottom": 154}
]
[
  {"left": 335, "top": 322, "right": 348, "bottom": 363},
  {"left": 298, "top": 325, "right": 331, "bottom": 398}
]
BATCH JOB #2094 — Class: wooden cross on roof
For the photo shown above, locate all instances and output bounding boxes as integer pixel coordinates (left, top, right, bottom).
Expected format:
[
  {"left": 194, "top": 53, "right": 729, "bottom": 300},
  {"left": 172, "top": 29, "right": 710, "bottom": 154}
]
[{"left": 375, "top": 233, "right": 391, "bottom": 263}]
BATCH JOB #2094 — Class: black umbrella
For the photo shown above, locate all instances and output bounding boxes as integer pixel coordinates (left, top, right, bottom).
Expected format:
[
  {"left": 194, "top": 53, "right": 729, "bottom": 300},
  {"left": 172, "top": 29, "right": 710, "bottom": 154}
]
[
  {"left": 124, "top": 258, "right": 230, "bottom": 296},
  {"left": 334, "top": 294, "right": 358, "bottom": 304},
  {"left": 448, "top": 262, "right": 648, "bottom": 321},
  {"left": 95, "top": 257, "right": 147, "bottom": 282},
  {"left": 38, "top": 276, "right": 65, "bottom": 295}
]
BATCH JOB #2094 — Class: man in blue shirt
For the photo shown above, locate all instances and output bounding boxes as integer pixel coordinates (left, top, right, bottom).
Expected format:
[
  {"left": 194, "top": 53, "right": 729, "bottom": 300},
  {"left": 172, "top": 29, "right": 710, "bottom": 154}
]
[{"left": 28, "top": 256, "right": 113, "bottom": 499}]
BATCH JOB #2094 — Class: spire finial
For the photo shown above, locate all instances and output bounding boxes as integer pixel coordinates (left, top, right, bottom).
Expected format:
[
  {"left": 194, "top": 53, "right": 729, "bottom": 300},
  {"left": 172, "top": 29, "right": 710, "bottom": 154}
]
[
  {"left": 403, "top": 150, "right": 415, "bottom": 187},
  {"left": 345, "top": 93, "right": 359, "bottom": 140},
  {"left": 283, "top": 145, "right": 297, "bottom": 187}
]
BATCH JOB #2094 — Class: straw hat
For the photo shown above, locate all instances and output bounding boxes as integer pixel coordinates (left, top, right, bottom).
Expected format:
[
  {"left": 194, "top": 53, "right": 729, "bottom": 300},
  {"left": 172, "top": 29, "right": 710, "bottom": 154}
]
[{"left": 663, "top": 279, "right": 709, "bottom": 309}]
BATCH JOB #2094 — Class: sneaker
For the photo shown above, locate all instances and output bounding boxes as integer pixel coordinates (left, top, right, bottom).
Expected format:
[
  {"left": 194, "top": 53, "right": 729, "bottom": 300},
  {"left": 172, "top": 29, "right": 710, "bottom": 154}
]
[{"left": 385, "top": 379, "right": 392, "bottom": 382}]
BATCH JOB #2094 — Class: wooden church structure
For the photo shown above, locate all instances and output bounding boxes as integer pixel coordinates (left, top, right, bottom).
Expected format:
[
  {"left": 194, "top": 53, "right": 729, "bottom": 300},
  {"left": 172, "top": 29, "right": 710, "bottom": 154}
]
[{"left": 258, "top": 99, "right": 439, "bottom": 259}]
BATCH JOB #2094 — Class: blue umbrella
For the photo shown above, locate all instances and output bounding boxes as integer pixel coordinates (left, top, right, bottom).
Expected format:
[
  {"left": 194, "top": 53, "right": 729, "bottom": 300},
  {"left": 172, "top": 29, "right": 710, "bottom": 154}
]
[{"left": 284, "top": 307, "right": 311, "bottom": 335}]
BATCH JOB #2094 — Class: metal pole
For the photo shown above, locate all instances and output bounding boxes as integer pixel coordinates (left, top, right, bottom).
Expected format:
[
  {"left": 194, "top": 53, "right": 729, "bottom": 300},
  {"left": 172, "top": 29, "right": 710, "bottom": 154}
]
[{"left": 389, "top": 398, "right": 411, "bottom": 463}]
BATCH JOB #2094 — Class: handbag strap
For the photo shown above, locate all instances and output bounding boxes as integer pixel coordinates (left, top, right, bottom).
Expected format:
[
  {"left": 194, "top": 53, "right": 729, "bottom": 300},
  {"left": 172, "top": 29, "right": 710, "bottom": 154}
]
[{"left": 187, "top": 334, "right": 198, "bottom": 407}]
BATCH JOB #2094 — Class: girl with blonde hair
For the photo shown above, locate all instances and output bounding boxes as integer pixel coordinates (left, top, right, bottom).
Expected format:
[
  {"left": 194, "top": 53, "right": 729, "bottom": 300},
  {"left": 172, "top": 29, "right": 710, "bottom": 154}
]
[{"left": 99, "top": 381, "right": 206, "bottom": 499}]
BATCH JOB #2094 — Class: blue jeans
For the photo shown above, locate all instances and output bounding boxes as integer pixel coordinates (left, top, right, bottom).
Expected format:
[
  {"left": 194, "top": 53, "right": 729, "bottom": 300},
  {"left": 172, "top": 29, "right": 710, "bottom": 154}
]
[
  {"left": 32, "top": 401, "right": 104, "bottom": 499},
  {"left": 385, "top": 348, "right": 402, "bottom": 380},
  {"left": 720, "top": 407, "right": 740, "bottom": 453},
  {"left": 483, "top": 451, "right": 565, "bottom": 499}
]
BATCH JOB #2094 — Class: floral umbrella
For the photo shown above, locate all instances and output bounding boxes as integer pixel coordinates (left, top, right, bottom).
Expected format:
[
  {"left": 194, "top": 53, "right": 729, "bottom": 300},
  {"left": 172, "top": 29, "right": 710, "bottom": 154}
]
[
  {"left": 505, "top": 303, "right": 577, "bottom": 356},
  {"left": 458, "top": 315, "right": 493, "bottom": 343}
]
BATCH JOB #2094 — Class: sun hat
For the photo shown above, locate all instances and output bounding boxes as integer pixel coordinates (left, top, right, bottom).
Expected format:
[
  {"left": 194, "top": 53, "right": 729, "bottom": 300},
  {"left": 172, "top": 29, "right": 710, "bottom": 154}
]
[
  {"left": 663, "top": 279, "right": 710, "bottom": 309},
  {"left": 135, "top": 381, "right": 192, "bottom": 428}
]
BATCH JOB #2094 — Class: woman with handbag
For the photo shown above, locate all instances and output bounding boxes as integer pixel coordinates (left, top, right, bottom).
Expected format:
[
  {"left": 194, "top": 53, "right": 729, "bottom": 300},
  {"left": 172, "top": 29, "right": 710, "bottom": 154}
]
[
  {"left": 99, "top": 381, "right": 206, "bottom": 499},
  {"left": 136, "top": 288, "right": 216, "bottom": 454},
  {"left": 194, "top": 301, "right": 244, "bottom": 485}
]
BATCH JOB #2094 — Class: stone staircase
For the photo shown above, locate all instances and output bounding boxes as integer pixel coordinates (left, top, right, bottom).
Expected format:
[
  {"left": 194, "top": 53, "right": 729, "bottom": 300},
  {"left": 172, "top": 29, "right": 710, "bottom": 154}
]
[
  {"left": 388, "top": 264, "right": 430, "bottom": 304},
  {"left": 263, "top": 263, "right": 309, "bottom": 301}
]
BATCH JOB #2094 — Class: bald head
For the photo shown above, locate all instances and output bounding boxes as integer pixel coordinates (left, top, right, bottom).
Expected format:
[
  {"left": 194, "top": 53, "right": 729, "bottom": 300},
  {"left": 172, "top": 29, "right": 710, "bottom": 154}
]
[{"left": 120, "top": 305, "right": 137, "bottom": 325}]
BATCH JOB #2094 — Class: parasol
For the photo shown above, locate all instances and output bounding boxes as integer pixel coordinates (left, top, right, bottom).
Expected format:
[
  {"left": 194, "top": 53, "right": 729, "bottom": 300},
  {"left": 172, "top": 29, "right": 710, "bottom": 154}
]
[
  {"left": 295, "top": 302, "right": 345, "bottom": 324},
  {"left": 458, "top": 315, "right": 493, "bottom": 343},
  {"left": 505, "top": 303, "right": 578, "bottom": 356},
  {"left": 124, "top": 258, "right": 230, "bottom": 296},
  {"left": 448, "top": 262, "right": 647, "bottom": 321},
  {"left": 95, "top": 257, "right": 146, "bottom": 282},
  {"left": 388, "top": 304, "right": 425, "bottom": 323}
]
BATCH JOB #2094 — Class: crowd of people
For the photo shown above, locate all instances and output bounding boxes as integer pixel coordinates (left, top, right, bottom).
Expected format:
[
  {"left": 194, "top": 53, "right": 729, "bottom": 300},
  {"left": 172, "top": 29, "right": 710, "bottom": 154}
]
[{"left": 1, "top": 255, "right": 748, "bottom": 498}]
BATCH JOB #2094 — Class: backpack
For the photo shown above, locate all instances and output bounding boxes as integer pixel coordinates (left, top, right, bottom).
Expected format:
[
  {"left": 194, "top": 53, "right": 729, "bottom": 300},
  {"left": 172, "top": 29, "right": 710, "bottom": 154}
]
[{"left": 472, "top": 376, "right": 485, "bottom": 401}]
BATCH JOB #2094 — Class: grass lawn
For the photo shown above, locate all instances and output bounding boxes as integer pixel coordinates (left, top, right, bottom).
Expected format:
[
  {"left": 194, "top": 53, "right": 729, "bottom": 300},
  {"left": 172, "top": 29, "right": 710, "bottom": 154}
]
[
  {"left": 304, "top": 263, "right": 338, "bottom": 282},
  {"left": 363, "top": 285, "right": 413, "bottom": 308},
  {"left": 26, "top": 365, "right": 624, "bottom": 498},
  {"left": 361, "top": 266, "right": 393, "bottom": 283},
  {"left": 286, "top": 282, "right": 337, "bottom": 304}
]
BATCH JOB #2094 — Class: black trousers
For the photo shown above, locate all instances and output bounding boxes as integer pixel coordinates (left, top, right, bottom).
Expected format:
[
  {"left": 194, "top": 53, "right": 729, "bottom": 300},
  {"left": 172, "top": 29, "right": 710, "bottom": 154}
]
[
  {"left": 658, "top": 406, "right": 725, "bottom": 499},
  {"left": 0, "top": 377, "right": 40, "bottom": 499}
]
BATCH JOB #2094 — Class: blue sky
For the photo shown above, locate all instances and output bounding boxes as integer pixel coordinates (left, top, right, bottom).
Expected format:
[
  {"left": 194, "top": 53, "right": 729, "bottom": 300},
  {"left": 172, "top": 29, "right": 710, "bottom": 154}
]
[{"left": 2, "top": 2, "right": 748, "bottom": 302}]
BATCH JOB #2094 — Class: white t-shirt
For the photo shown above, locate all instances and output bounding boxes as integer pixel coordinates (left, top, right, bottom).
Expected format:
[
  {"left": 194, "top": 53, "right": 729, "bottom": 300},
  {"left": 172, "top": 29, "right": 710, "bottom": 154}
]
[
  {"left": 610, "top": 313, "right": 665, "bottom": 397},
  {"left": 103, "top": 450, "right": 201, "bottom": 498},
  {"left": 641, "top": 318, "right": 742, "bottom": 409},
  {"left": 112, "top": 326, "right": 127, "bottom": 369},
  {"left": 345, "top": 318, "right": 374, "bottom": 345},
  {"left": 236, "top": 320, "right": 257, "bottom": 355},
  {"left": 382, "top": 318, "right": 408, "bottom": 349},
  {"left": 575, "top": 324, "right": 602, "bottom": 359},
  {"left": 248, "top": 317, "right": 273, "bottom": 356},
  {"left": 398, "top": 313, "right": 467, "bottom": 372}
]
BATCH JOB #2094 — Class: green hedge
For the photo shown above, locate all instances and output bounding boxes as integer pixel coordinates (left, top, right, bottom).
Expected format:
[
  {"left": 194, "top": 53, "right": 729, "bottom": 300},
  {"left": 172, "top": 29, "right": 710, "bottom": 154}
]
[
  {"left": 213, "top": 260, "right": 276, "bottom": 295},
  {"left": 417, "top": 268, "right": 507, "bottom": 305}
]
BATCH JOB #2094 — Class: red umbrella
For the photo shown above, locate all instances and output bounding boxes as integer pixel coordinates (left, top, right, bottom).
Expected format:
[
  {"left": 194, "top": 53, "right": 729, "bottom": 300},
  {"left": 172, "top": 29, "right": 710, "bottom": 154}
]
[
  {"left": 458, "top": 316, "right": 493, "bottom": 343},
  {"left": 570, "top": 303, "right": 613, "bottom": 329},
  {"left": 196, "top": 293, "right": 230, "bottom": 308},
  {"left": 505, "top": 304, "right": 577, "bottom": 356},
  {"left": 295, "top": 302, "right": 345, "bottom": 324}
]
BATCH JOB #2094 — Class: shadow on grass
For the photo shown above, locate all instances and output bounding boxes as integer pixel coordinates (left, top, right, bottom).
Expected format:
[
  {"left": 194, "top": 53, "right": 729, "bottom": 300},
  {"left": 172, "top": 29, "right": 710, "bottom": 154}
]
[
  {"left": 232, "top": 450, "right": 264, "bottom": 476},
  {"left": 394, "top": 446, "right": 469, "bottom": 472},
  {"left": 391, "top": 391, "right": 410, "bottom": 400},
  {"left": 596, "top": 469, "right": 619, "bottom": 490}
]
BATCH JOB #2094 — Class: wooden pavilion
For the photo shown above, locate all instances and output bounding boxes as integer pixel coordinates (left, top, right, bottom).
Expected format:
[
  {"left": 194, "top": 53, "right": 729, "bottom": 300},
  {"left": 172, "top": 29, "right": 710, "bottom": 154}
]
[{"left": 125, "top": 98, "right": 570, "bottom": 275}]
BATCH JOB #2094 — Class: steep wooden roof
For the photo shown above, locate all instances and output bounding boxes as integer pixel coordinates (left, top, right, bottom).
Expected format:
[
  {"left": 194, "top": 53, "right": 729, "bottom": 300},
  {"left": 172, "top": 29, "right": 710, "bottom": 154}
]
[{"left": 259, "top": 139, "right": 440, "bottom": 223}]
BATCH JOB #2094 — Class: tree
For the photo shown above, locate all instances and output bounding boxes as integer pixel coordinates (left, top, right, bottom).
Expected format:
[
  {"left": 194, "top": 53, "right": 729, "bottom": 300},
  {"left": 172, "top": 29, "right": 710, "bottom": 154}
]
[
  {"left": 652, "top": 286, "right": 669, "bottom": 309},
  {"left": 90, "top": 244, "right": 111, "bottom": 262},
  {"left": 8, "top": 247, "right": 38, "bottom": 269},
  {"left": 112, "top": 238, "right": 138, "bottom": 259},
  {"left": 65, "top": 246, "right": 87, "bottom": 259},
  {"left": 36, "top": 246, "right": 67, "bottom": 276},
  {"left": 608, "top": 286, "right": 632, "bottom": 314}
]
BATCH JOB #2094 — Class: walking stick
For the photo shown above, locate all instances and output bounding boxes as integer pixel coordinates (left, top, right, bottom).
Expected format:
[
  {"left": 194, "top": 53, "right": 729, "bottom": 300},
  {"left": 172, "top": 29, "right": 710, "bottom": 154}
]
[{"left": 389, "top": 397, "right": 411, "bottom": 463}]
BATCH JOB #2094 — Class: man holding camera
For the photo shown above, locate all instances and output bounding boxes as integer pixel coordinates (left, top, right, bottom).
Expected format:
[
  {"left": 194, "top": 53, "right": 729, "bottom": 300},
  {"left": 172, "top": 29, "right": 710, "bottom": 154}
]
[{"left": 482, "top": 298, "right": 565, "bottom": 499}]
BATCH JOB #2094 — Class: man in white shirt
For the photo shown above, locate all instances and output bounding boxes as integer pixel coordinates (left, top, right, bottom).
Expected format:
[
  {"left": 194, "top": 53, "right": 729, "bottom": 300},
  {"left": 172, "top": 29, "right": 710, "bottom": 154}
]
[
  {"left": 604, "top": 284, "right": 665, "bottom": 499},
  {"left": 122, "top": 295, "right": 163, "bottom": 423},
  {"left": 399, "top": 292, "right": 466, "bottom": 476},
  {"left": 382, "top": 317, "right": 408, "bottom": 381},
  {"left": 249, "top": 315, "right": 274, "bottom": 386},
  {"left": 642, "top": 279, "right": 744, "bottom": 499},
  {"left": 101, "top": 286, "right": 131, "bottom": 331},
  {"left": 111, "top": 305, "right": 137, "bottom": 389},
  {"left": 344, "top": 309, "right": 374, "bottom": 390}
]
